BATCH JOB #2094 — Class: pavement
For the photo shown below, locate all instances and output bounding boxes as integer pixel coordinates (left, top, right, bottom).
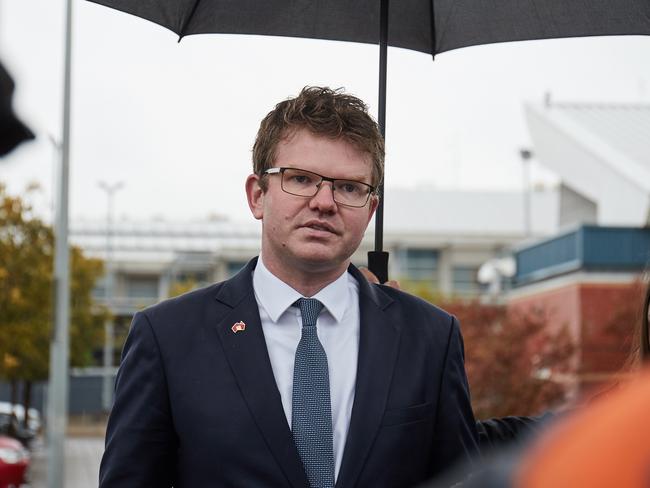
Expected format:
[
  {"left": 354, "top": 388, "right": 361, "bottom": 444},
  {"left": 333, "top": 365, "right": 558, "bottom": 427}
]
[{"left": 26, "top": 436, "right": 105, "bottom": 488}]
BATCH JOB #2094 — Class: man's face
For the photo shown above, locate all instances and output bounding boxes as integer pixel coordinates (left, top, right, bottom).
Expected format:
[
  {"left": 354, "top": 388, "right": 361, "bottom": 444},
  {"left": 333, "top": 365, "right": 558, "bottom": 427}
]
[{"left": 246, "top": 128, "right": 378, "bottom": 279}]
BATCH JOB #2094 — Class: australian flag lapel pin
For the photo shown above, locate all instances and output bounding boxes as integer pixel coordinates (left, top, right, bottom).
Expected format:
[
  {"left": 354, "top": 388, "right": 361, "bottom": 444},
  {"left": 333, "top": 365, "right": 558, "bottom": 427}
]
[{"left": 231, "top": 321, "right": 246, "bottom": 334}]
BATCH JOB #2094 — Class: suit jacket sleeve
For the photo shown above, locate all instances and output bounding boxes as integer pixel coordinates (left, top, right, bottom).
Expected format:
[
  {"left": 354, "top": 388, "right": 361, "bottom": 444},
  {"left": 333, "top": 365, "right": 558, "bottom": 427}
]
[
  {"left": 430, "top": 316, "right": 479, "bottom": 475},
  {"left": 477, "top": 413, "right": 555, "bottom": 453},
  {"left": 99, "top": 311, "right": 177, "bottom": 487}
]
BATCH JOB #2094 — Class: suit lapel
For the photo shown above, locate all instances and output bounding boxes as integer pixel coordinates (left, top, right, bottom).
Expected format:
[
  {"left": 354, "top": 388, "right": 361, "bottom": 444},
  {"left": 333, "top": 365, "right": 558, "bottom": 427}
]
[
  {"left": 213, "top": 259, "right": 309, "bottom": 488},
  {"left": 336, "top": 266, "right": 400, "bottom": 488}
]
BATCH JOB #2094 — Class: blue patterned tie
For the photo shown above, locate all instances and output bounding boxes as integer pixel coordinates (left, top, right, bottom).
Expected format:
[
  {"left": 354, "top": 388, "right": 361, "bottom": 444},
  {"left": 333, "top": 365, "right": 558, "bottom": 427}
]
[{"left": 292, "top": 298, "right": 335, "bottom": 488}]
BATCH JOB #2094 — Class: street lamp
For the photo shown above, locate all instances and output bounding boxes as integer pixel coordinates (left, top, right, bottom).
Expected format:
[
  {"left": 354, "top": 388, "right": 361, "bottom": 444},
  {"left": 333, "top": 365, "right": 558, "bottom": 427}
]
[
  {"left": 98, "top": 181, "right": 124, "bottom": 413},
  {"left": 520, "top": 148, "right": 533, "bottom": 238}
]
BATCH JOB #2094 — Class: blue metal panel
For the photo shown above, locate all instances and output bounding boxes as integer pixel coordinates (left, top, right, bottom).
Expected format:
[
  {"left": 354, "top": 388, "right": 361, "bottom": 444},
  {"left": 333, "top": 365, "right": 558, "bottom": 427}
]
[
  {"left": 0, "top": 382, "right": 46, "bottom": 413},
  {"left": 582, "top": 226, "right": 650, "bottom": 270},
  {"left": 516, "top": 229, "right": 581, "bottom": 284},
  {"left": 514, "top": 225, "right": 650, "bottom": 286},
  {"left": 68, "top": 375, "right": 114, "bottom": 415},
  {"left": 0, "top": 375, "right": 117, "bottom": 417}
]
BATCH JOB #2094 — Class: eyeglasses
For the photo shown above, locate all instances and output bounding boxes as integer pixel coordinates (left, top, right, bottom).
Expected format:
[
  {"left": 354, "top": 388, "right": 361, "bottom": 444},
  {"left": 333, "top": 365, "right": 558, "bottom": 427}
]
[{"left": 263, "top": 167, "right": 376, "bottom": 208}]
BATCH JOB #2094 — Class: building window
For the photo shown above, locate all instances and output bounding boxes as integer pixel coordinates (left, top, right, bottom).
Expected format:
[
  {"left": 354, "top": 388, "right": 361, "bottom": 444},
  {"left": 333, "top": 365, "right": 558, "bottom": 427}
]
[
  {"left": 452, "top": 266, "right": 480, "bottom": 294},
  {"left": 227, "top": 261, "right": 248, "bottom": 278},
  {"left": 92, "top": 276, "right": 107, "bottom": 299},
  {"left": 125, "top": 276, "right": 159, "bottom": 299},
  {"left": 400, "top": 249, "right": 439, "bottom": 283}
]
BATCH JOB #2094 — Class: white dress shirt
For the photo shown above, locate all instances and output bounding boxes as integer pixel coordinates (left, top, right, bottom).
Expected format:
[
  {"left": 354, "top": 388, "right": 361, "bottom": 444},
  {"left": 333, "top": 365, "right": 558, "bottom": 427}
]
[{"left": 252, "top": 257, "right": 360, "bottom": 479}]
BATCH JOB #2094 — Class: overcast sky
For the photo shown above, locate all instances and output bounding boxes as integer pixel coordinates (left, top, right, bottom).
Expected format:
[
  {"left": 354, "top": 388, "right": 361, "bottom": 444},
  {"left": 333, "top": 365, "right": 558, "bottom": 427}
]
[{"left": 2, "top": 0, "right": 650, "bottom": 224}]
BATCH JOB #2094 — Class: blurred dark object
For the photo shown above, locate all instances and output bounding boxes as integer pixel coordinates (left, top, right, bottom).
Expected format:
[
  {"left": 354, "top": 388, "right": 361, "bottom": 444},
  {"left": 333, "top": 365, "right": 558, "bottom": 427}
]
[
  {"left": 421, "top": 417, "right": 558, "bottom": 487},
  {"left": 0, "top": 414, "right": 35, "bottom": 448},
  {"left": 0, "top": 435, "right": 30, "bottom": 488},
  {"left": 0, "top": 61, "right": 35, "bottom": 157},
  {"left": 420, "top": 447, "right": 521, "bottom": 488},
  {"left": 422, "top": 417, "right": 559, "bottom": 487}
]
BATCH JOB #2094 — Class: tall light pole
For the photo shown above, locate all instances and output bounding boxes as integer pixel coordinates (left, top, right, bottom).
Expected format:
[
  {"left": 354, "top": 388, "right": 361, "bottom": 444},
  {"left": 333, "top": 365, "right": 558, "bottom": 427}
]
[
  {"left": 98, "top": 181, "right": 124, "bottom": 412},
  {"left": 47, "top": 0, "right": 73, "bottom": 486},
  {"left": 48, "top": 135, "right": 62, "bottom": 219},
  {"left": 520, "top": 148, "right": 533, "bottom": 238}
]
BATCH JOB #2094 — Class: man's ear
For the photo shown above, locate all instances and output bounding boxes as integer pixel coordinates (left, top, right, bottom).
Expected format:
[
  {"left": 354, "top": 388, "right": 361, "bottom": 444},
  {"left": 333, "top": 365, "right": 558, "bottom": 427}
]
[
  {"left": 246, "top": 174, "right": 264, "bottom": 220},
  {"left": 366, "top": 194, "right": 379, "bottom": 224}
]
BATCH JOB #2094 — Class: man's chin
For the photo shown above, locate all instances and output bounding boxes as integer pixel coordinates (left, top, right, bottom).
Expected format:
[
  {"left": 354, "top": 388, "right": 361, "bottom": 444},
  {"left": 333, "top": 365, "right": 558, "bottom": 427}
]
[{"left": 292, "top": 245, "right": 346, "bottom": 270}]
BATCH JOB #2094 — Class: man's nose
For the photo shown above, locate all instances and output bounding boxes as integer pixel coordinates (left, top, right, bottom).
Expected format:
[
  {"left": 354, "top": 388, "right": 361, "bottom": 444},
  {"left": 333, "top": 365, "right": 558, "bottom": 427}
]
[{"left": 309, "top": 181, "right": 338, "bottom": 212}]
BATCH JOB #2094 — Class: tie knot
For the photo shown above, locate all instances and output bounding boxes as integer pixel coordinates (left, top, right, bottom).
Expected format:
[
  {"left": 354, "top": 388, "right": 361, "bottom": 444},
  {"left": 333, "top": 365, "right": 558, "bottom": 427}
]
[{"left": 294, "top": 298, "right": 324, "bottom": 327}]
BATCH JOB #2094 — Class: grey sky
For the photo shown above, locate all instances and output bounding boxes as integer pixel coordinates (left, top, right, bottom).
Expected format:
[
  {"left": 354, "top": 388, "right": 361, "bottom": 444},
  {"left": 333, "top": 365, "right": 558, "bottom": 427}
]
[{"left": 2, "top": 0, "right": 649, "bottom": 223}]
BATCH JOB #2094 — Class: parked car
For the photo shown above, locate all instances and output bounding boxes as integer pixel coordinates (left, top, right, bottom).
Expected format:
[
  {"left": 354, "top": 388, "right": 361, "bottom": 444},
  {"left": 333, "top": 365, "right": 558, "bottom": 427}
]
[
  {"left": 0, "top": 404, "right": 40, "bottom": 434},
  {"left": 0, "top": 415, "right": 34, "bottom": 448},
  {"left": 0, "top": 435, "right": 29, "bottom": 488}
]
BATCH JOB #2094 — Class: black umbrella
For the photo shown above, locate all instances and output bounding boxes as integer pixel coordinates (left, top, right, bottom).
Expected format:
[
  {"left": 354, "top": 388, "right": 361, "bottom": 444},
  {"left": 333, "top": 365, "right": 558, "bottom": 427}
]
[
  {"left": 86, "top": 0, "right": 650, "bottom": 282},
  {"left": 0, "top": 61, "right": 35, "bottom": 158}
]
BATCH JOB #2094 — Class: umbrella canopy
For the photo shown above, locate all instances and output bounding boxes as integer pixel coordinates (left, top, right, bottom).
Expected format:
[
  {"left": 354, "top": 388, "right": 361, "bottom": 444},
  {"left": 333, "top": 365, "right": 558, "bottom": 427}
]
[
  {"left": 0, "top": 61, "right": 35, "bottom": 158},
  {"left": 85, "top": 0, "right": 650, "bottom": 281},
  {"left": 87, "top": 0, "right": 650, "bottom": 54}
]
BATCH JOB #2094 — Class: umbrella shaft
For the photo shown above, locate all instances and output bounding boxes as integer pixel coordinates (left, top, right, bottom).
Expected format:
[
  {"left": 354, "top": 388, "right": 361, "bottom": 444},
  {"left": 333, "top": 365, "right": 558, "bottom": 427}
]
[
  {"left": 378, "top": 0, "right": 388, "bottom": 138},
  {"left": 375, "top": 0, "right": 388, "bottom": 254},
  {"left": 369, "top": 0, "right": 389, "bottom": 283}
]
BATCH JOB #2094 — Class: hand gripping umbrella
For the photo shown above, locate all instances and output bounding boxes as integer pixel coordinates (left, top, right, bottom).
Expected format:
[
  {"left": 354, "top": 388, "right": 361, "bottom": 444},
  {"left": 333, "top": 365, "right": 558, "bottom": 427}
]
[{"left": 86, "top": 0, "right": 650, "bottom": 282}]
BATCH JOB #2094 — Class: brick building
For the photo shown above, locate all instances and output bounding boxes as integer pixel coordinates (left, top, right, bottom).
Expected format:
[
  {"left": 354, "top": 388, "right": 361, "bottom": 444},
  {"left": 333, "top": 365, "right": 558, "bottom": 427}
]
[{"left": 509, "top": 226, "right": 650, "bottom": 396}]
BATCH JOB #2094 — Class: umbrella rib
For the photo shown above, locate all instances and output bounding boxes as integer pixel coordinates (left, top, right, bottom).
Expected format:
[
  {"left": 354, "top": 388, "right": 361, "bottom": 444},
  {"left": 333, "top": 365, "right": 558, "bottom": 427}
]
[{"left": 178, "top": 0, "right": 203, "bottom": 42}]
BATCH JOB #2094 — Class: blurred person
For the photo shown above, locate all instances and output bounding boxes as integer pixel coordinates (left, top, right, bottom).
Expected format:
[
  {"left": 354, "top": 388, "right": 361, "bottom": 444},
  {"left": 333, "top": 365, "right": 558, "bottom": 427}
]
[
  {"left": 635, "top": 277, "right": 649, "bottom": 361},
  {"left": 99, "top": 86, "right": 478, "bottom": 488},
  {"left": 515, "top": 365, "right": 650, "bottom": 487}
]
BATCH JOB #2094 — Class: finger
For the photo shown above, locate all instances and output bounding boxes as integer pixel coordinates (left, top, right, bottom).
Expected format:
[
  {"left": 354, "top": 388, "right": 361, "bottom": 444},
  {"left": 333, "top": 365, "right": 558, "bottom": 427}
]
[
  {"left": 385, "top": 280, "right": 402, "bottom": 290},
  {"left": 358, "top": 267, "right": 380, "bottom": 284}
]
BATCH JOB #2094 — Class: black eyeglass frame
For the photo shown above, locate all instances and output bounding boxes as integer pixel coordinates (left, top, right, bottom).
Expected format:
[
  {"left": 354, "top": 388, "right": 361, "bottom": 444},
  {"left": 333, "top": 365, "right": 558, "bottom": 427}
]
[{"left": 263, "top": 166, "right": 377, "bottom": 208}]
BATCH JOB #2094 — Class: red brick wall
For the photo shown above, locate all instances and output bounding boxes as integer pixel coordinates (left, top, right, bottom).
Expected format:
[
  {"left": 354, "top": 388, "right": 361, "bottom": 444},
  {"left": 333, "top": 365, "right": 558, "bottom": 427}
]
[{"left": 580, "top": 284, "right": 636, "bottom": 376}]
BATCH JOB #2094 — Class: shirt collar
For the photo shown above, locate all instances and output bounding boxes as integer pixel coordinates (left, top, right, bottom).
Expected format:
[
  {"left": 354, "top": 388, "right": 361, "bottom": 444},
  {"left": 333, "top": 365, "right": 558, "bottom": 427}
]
[{"left": 253, "top": 256, "right": 350, "bottom": 323}]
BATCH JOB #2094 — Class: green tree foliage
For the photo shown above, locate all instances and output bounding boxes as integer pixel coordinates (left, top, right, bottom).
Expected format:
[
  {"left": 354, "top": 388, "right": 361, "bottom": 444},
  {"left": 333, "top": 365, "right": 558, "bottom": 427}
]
[
  {"left": 0, "top": 184, "right": 107, "bottom": 388},
  {"left": 168, "top": 278, "right": 198, "bottom": 298},
  {"left": 398, "top": 279, "right": 444, "bottom": 305}
]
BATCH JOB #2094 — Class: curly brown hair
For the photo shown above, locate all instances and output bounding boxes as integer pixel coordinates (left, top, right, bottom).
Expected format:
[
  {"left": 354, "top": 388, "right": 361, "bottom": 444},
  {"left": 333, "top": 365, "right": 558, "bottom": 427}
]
[
  {"left": 252, "top": 86, "right": 384, "bottom": 191},
  {"left": 642, "top": 282, "right": 650, "bottom": 361}
]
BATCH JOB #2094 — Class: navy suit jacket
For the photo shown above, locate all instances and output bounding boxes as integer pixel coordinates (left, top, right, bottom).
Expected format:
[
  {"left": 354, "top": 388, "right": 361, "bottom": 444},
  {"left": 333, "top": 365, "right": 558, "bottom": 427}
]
[{"left": 99, "top": 258, "right": 478, "bottom": 487}]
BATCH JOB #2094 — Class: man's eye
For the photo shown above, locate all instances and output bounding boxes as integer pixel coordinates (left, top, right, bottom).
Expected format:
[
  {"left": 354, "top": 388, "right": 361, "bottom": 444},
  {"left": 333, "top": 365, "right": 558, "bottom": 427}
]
[
  {"left": 291, "top": 174, "right": 313, "bottom": 185},
  {"left": 338, "top": 182, "right": 362, "bottom": 194}
]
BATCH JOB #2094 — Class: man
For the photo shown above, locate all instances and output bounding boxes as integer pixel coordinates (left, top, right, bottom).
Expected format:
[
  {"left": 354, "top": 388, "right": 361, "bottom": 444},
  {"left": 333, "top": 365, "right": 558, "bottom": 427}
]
[{"left": 99, "top": 86, "right": 478, "bottom": 488}]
